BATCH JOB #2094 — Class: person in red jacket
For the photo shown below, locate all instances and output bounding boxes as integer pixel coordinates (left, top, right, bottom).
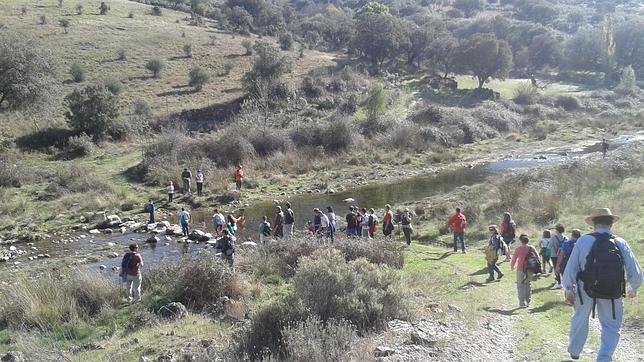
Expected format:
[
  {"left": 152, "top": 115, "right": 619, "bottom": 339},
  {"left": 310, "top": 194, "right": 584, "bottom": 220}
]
[
  {"left": 511, "top": 234, "right": 539, "bottom": 308},
  {"left": 447, "top": 207, "right": 467, "bottom": 253},
  {"left": 382, "top": 204, "right": 395, "bottom": 238}
]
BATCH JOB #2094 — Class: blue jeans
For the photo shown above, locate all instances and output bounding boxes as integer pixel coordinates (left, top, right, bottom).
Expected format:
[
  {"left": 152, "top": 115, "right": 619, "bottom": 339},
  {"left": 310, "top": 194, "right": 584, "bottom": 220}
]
[
  {"left": 487, "top": 261, "right": 502, "bottom": 279},
  {"left": 569, "top": 286, "right": 624, "bottom": 361},
  {"left": 181, "top": 222, "right": 189, "bottom": 237},
  {"left": 453, "top": 232, "right": 465, "bottom": 251},
  {"left": 346, "top": 227, "right": 357, "bottom": 237}
]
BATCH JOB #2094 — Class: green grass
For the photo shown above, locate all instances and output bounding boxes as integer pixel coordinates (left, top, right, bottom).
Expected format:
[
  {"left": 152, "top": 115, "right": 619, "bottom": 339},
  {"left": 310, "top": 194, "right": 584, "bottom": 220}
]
[
  {"left": 403, "top": 242, "right": 636, "bottom": 361},
  {"left": 455, "top": 76, "right": 582, "bottom": 99}
]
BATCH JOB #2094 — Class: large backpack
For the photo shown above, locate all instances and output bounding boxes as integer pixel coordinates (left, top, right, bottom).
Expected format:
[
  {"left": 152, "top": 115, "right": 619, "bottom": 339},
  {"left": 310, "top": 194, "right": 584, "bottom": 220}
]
[
  {"left": 120, "top": 252, "right": 134, "bottom": 280},
  {"left": 523, "top": 247, "right": 542, "bottom": 275},
  {"left": 285, "top": 209, "right": 294, "bottom": 224},
  {"left": 579, "top": 233, "right": 625, "bottom": 319},
  {"left": 558, "top": 239, "right": 577, "bottom": 274}
]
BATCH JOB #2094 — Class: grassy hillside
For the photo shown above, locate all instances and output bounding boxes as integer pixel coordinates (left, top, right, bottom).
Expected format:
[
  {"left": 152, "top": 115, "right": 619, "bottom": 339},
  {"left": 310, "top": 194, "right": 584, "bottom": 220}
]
[{"left": 0, "top": 0, "right": 335, "bottom": 132}]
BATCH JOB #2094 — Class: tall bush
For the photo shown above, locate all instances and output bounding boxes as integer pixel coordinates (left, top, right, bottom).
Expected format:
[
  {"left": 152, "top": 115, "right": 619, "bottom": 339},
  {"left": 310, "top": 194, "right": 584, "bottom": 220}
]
[
  {"left": 65, "top": 84, "right": 120, "bottom": 140},
  {"left": 293, "top": 249, "right": 410, "bottom": 331}
]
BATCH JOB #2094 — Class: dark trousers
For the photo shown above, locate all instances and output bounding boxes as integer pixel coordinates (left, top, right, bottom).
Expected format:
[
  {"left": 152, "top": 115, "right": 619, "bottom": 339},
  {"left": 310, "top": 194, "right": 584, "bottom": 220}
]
[
  {"left": 168, "top": 193, "right": 173, "bottom": 202},
  {"left": 453, "top": 232, "right": 465, "bottom": 251},
  {"left": 402, "top": 227, "right": 412, "bottom": 245},
  {"left": 488, "top": 261, "right": 502, "bottom": 279},
  {"left": 235, "top": 180, "right": 242, "bottom": 191},
  {"left": 148, "top": 212, "right": 155, "bottom": 224},
  {"left": 196, "top": 182, "right": 203, "bottom": 196},
  {"left": 181, "top": 222, "right": 189, "bottom": 237},
  {"left": 551, "top": 257, "right": 560, "bottom": 283}
]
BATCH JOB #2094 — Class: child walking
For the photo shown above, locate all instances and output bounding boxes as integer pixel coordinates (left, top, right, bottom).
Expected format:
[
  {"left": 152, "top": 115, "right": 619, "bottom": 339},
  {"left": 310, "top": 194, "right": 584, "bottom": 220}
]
[
  {"left": 539, "top": 230, "right": 552, "bottom": 274},
  {"left": 511, "top": 234, "right": 540, "bottom": 308}
]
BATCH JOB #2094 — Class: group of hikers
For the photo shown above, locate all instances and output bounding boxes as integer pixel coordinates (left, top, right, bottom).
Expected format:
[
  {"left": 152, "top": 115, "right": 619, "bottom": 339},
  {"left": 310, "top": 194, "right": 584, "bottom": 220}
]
[
  {"left": 469, "top": 207, "right": 641, "bottom": 362},
  {"left": 164, "top": 165, "right": 244, "bottom": 201},
  {"left": 258, "top": 203, "right": 414, "bottom": 245},
  {"left": 124, "top": 203, "right": 641, "bottom": 362}
]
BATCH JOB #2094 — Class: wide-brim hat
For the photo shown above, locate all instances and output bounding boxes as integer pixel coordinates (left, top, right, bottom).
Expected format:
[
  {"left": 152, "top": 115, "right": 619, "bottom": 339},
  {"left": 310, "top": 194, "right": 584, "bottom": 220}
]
[{"left": 585, "top": 208, "right": 620, "bottom": 226}]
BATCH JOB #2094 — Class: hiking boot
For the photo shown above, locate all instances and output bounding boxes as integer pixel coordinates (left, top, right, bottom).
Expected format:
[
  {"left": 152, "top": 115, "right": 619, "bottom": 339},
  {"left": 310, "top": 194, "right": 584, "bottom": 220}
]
[
  {"left": 462, "top": 250, "right": 466, "bottom": 254},
  {"left": 485, "top": 277, "right": 495, "bottom": 282},
  {"left": 569, "top": 353, "right": 579, "bottom": 360},
  {"left": 497, "top": 273, "right": 504, "bottom": 280}
]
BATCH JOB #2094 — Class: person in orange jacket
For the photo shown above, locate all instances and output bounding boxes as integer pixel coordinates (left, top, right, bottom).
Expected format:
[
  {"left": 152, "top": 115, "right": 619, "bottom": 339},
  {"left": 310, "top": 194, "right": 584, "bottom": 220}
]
[{"left": 234, "top": 165, "right": 244, "bottom": 191}]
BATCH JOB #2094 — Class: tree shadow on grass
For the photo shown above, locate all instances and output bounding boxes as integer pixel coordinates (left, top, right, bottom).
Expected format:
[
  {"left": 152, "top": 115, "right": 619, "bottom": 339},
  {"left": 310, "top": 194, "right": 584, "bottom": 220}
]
[
  {"left": 484, "top": 306, "right": 521, "bottom": 316},
  {"left": 423, "top": 251, "right": 453, "bottom": 261},
  {"left": 533, "top": 284, "right": 556, "bottom": 294},
  {"left": 169, "top": 55, "right": 191, "bottom": 61},
  {"left": 469, "top": 267, "right": 489, "bottom": 276},
  {"left": 128, "top": 75, "right": 152, "bottom": 81},
  {"left": 529, "top": 301, "right": 567, "bottom": 314},
  {"left": 460, "top": 280, "right": 489, "bottom": 290},
  {"left": 157, "top": 88, "right": 198, "bottom": 97}
]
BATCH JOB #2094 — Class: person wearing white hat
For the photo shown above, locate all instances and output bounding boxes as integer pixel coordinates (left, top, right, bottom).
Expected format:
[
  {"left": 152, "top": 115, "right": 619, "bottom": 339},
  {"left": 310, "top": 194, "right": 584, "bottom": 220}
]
[{"left": 562, "top": 208, "right": 642, "bottom": 361}]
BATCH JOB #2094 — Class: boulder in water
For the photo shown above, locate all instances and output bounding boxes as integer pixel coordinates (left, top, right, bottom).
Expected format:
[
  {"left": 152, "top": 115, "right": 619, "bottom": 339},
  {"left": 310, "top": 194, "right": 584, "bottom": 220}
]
[
  {"left": 189, "top": 230, "right": 209, "bottom": 242},
  {"left": 146, "top": 236, "right": 160, "bottom": 244},
  {"left": 342, "top": 198, "right": 355, "bottom": 203}
]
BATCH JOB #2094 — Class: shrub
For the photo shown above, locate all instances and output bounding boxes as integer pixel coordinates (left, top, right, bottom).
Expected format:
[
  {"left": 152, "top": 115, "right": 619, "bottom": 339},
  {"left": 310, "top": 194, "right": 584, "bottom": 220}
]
[
  {"left": 555, "top": 95, "right": 581, "bottom": 111},
  {"left": 513, "top": 82, "right": 538, "bottom": 105},
  {"left": 219, "top": 62, "right": 233, "bottom": 76},
  {"left": 125, "top": 305, "right": 159, "bottom": 333},
  {"left": 0, "top": 271, "right": 120, "bottom": 331},
  {"left": 145, "top": 58, "right": 164, "bottom": 78},
  {"left": 320, "top": 120, "right": 353, "bottom": 153},
  {"left": 188, "top": 66, "right": 210, "bottom": 91},
  {"left": 64, "top": 132, "right": 95, "bottom": 158},
  {"left": 183, "top": 44, "right": 193, "bottom": 58},
  {"left": 282, "top": 317, "right": 356, "bottom": 361},
  {"left": 231, "top": 294, "right": 306, "bottom": 360},
  {"left": 21, "top": 5, "right": 27, "bottom": 16},
  {"left": 117, "top": 48, "right": 127, "bottom": 60},
  {"left": 104, "top": 78, "right": 123, "bottom": 95},
  {"left": 279, "top": 33, "right": 294, "bottom": 50},
  {"left": 293, "top": 249, "right": 411, "bottom": 331},
  {"left": 69, "top": 62, "right": 85, "bottom": 83},
  {"left": 143, "top": 255, "right": 246, "bottom": 311},
  {"left": 46, "top": 164, "right": 112, "bottom": 196},
  {"left": 365, "top": 84, "right": 387, "bottom": 119},
  {"left": 0, "top": 151, "right": 27, "bottom": 187},
  {"left": 615, "top": 65, "right": 637, "bottom": 95},
  {"left": 65, "top": 84, "right": 120, "bottom": 140},
  {"left": 76, "top": 4, "right": 83, "bottom": 15},
  {"left": 151, "top": 6, "right": 162, "bottom": 16},
  {"left": 246, "top": 128, "right": 291, "bottom": 156},
  {"left": 334, "top": 238, "right": 404, "bottom": 268},
  {"left": 302, "top": 76, "right": 323, "bottom": 98},
  {"left": 201, "top": 133, "right": 256, "bottom": 167},
  {"left": 241, "top": 40, "right": 253, "bottom": 55},
  {"left": 339, "top": 94, "right": 359, "bottom": 114}
]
